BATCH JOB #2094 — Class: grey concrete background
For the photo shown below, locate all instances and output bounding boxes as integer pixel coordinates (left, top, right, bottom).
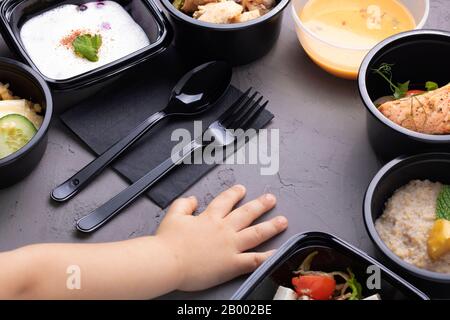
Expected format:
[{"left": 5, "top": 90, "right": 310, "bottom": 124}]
[{"left": 0, "top": 0, "right": 448, "bottom": 299}]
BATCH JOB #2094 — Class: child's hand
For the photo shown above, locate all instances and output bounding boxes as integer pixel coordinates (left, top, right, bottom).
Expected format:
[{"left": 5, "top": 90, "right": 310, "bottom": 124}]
[
  {"left": 155, "top": 184, "right": 288, "bottom": 292},
  {"left": 0, "top": 184, "right": 286, "bottom": 299}
]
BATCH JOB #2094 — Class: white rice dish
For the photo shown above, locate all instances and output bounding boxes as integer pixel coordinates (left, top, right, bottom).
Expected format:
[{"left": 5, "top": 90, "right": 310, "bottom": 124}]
[
  {"left": 20, "top": 1, "right": 150, "bottom": 80},
  {"left": 375, "top": 180, "right": 450, "bottom": 273}
]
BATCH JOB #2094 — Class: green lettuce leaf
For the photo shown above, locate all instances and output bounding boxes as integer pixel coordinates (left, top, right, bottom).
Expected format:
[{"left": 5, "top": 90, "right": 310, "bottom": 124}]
[{"left": 346, "top": 269, "right": 362, "bottom": 300}]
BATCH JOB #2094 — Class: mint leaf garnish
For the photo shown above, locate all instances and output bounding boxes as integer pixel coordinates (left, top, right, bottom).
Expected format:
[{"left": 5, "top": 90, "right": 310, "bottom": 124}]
[
  {"left": 72, "top": 34, "right": 102, "bottom": 62},
  {"left": 436, "top": 185, "right": 450, "bottom": 221}
]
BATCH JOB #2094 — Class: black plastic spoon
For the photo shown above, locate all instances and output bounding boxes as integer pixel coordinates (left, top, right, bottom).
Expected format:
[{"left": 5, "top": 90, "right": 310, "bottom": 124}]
[{"left": 51, "top": 61, "right": 232, "bottom": 202}]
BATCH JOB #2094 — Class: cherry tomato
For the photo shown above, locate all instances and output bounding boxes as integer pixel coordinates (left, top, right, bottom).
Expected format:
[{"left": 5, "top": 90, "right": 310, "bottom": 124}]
[
  {"left": 405, "top": 90, "right": 425, "bottom": 97},
  {"left": 292, "top": 275, "right": 336, "bottom": 300}
]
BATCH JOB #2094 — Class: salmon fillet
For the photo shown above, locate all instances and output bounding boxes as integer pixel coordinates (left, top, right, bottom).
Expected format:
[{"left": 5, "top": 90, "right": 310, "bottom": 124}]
[{"left": 378, "top": 83, "right": 450, "bottom": 135}]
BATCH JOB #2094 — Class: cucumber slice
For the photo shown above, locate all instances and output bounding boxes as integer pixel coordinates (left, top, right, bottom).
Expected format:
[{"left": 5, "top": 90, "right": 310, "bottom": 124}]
[{"left": 0, "top": 114, "right": 37, "bottom": 159}]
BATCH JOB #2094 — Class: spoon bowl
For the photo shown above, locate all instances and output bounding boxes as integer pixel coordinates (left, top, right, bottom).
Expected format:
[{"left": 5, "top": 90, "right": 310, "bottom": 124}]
[{"left": 167, "top": 61, "right": 231, "bottom": 114}]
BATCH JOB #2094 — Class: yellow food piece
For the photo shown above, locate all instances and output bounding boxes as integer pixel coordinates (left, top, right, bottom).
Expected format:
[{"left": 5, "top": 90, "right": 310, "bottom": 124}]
[{"left": 427, "top": 219, "right": 450, "bottom": 260}]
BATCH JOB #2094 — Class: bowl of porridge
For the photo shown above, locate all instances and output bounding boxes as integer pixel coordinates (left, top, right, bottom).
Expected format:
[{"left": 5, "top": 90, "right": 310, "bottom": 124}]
[{"left": 364, "top": 152, "right": 450, "bottom": 283}]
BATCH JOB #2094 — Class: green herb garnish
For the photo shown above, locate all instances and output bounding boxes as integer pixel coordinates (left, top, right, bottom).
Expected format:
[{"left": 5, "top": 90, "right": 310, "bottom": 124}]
[
  {"left": 172, "top": 0, "right": 184, "bottom": 10},
  {"left": 346, "top": 269, "right": 362, "bottom": 300},
  {"left": 425, "top": 81, "right": 439, "bottom": 92},
  {"left": 395, "top": 81, "right": 410, "bottom": 99},
  {"left": 72, "top": 34, "right": 102, "bottom": 62},
  {"left": 372, "top": 63, "right": 409, "bottom": 99},
  {"left": 436, "top": 185, "right": 450, "bottom": 221}
]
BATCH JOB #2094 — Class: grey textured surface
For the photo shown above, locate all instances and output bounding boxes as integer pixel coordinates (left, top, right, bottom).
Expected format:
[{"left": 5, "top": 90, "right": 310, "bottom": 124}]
[{"left": 0, "top": 0, "right": 449, "bottom": 300}]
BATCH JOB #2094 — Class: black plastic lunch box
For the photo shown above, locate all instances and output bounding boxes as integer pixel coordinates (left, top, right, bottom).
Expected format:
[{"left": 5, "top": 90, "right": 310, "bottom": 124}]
[
  {"left": 0, "top": 0, "right": 173, "bottom": 92},
  {"left": 232, "top": 232, "right": 429, "bottom": 300},
  {"left": 358, "top": 30, "right": 450, "bottom": 162},
  {"left": 0, "top": 58, "right": 53, "bottom": 188},
  {"left": 364, "top": 152, "right": 450, "bottom": 293},
  {"left": 160, "top": 0, "right": 290, "bottom": 66}
]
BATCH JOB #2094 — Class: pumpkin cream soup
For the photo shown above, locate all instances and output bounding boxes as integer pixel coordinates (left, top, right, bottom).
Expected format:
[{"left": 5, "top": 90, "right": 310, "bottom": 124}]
[
  {"left": 296, "top": 0, "right": 416, "bottom": 79},
  {"left": 301, "top": 0, "right": 415, "bottom": 48}
]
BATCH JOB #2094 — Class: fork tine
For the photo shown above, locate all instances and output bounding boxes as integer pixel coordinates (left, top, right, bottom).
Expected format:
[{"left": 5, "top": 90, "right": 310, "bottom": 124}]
[
  {"left": 222, "top": 90, "right": 258, "bottom": 128},
  {"left": 240, "top": 100, "right": 268, "bottom": 129},
  {"left": 229, "top": 95, "right": 263, "bottom": 129},
  {"left": 217, "top": 87, "right": 252, "bottom": 125}
]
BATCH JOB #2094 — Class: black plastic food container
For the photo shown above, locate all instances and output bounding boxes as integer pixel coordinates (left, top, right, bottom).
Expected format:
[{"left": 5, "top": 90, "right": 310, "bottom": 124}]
[
  {"left": 0, "top": 0, "right": 172, "bottom": 91},
  {"left": 0, "top": 57, "right": 53, "bottom": 188},
  {"left": 160, "top": 0, "right": 290, "bottom": 66},
  {"left": 232, "top": 232, "right": 428, "bottom": 300},
  {"left": 364, "top": 152, "right": 450, "bottom": 285},
  {"left": 358, "top": 30, "right": 450, "bottom": 162}
]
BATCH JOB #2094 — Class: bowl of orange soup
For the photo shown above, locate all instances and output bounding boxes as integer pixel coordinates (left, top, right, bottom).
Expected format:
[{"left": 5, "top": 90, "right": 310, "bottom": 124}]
[{"left": 291, "top": 0, "right": 429, "bottom": 80}]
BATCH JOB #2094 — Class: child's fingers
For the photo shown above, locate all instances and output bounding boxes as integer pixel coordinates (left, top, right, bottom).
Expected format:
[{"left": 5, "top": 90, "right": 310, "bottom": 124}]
[
  {"left": 166, "top": 196, "right": 198, "bottom": 216},
  {"left": 237, "top": 250, "right": 276, "bottom": 274},
  {"left": 205, "top": 185, "right": 246, "bottom": 218},
  {"left": 236, "top": 216, "right": 288, "bottom": 252},
  {"left": 226, "top": 194, "right": 276, "bottom": 230}
]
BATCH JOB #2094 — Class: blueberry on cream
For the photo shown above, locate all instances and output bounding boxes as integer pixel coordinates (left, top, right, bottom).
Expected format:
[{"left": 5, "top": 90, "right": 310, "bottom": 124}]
[{"left": 20, "top": 1, "right": 150, "bottom": 80}]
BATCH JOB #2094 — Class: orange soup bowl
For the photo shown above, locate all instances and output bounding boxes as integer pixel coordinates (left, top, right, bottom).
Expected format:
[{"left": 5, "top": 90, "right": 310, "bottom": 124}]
[{"left": 291, "top": 0, "right": 429, "bottom": 80}]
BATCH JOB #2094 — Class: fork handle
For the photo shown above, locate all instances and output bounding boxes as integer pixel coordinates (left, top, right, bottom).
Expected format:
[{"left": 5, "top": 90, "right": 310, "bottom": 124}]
[
  {"left": 52, "top": 111, "right": 167, "bottom": 202},
  {"left": 76, "top": 139, "right": 201, "bottom": 233}
]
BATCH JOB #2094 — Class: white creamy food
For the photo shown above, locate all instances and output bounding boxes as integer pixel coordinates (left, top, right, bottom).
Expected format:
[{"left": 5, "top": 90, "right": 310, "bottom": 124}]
[{"left": 20, "top": 1, "right": 150, "bottom": 80}]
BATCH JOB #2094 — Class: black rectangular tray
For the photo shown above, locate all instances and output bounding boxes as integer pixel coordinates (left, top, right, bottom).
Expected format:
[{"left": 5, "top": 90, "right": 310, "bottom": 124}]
[{"left": 232, "top": 232, "right": 429, "bottom": 300}]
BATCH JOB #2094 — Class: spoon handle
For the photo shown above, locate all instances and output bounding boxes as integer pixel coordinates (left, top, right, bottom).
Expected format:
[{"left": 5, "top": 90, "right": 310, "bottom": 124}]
[
  {"left": 76, "top": 139, "right": 202, "bottom": 233},
  {"left": 52, "top": 111, "right": 167, "bottom": 202}
]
